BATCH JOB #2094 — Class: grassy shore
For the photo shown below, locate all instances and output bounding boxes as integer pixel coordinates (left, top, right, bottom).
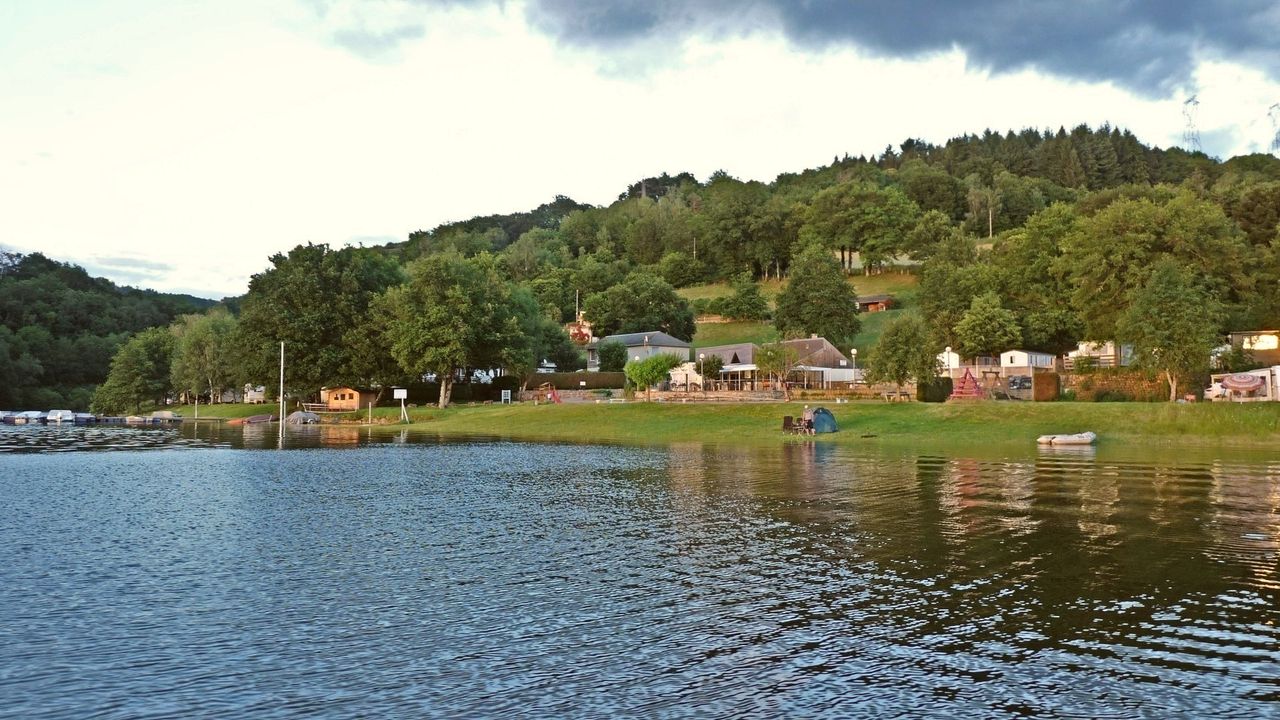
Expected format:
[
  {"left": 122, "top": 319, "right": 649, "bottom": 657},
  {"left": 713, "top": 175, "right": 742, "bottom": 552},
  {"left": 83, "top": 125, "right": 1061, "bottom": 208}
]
[
  {"left": 170, "top": 394, "right": 1280, "bottom": 445},
  {"left": 166, "top": 400, "right": 1280, "bottom": 450},
  {"left": 415, "top": 401, "right": 1280, "bottom": 448}
]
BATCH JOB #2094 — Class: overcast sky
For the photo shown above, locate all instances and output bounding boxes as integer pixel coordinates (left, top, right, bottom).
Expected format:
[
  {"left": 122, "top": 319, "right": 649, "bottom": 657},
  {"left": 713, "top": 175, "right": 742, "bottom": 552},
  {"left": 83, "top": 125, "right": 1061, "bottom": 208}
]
[{"left": 3, "top": 0, "right": 1278, "bottom": 299}]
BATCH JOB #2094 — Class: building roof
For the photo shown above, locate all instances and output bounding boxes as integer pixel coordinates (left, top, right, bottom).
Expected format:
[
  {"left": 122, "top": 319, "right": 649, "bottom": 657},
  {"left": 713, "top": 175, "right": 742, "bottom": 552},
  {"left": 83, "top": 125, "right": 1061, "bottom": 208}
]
[
  {"left": 856, "top": 294, "right": 893, "bottom": 304},
  {"left": 780, "top": 337, "right": 852, "bottom": 368},
  {"left": 699, "top": 342, "right": 758, "bottom": 365},
  {"left": 600, "top": 331, "right": 691, "bottom": 349}
]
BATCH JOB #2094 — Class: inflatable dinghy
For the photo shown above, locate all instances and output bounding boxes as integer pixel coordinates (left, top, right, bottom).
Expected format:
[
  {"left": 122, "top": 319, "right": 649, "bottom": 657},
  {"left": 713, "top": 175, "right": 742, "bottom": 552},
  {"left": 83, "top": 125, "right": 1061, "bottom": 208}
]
[{"left": 1036, "top": 431, "right": 1097, "bottom": 446}]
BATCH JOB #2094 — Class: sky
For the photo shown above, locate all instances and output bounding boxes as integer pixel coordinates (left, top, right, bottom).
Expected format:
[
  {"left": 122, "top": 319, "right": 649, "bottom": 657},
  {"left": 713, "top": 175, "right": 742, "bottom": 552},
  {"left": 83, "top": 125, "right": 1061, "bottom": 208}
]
[{"left": 2, "top": 0, "right": 1278, "bottom": 300}]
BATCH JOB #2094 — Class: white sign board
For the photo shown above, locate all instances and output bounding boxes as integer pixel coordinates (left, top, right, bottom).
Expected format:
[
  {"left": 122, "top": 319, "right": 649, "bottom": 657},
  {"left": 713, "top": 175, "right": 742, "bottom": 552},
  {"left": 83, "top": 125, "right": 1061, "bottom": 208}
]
[
  {"left": 393, "top": 388, "right": 408, "bottom": 400},
  {"left": 501, "top": 390, "right": 512, "bottom": 404}
]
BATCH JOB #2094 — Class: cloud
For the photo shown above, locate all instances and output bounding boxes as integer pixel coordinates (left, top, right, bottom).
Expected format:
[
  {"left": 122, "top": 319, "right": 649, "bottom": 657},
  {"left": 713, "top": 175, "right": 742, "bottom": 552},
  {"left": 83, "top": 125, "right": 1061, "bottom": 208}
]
[
  {"left": 79, "top": 256, "right": 174, "bottom": 285},
  {"left": 335, "top": 0, "right": 1280, "bottom": 96}
]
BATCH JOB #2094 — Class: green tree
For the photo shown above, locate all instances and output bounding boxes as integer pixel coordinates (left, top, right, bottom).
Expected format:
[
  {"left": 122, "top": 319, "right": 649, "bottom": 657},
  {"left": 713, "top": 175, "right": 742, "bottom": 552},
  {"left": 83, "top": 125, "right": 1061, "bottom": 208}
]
[
  {"left": 965, "top": 176, "right": 1002, "bottom": 239},
  {"left": 91, "top": 327, "right": 175, "bottom": 414},
  {"left": 657, "top": 251, "right": 705, "bottom": 288},
  {"left": 719, "top": 272, "right": 769, "bottom": 321},
  {"left": 238, "top": 244, "right": 401, "bottom": 399},
  {"left": 1229, "top": 181, "right": 1280, "bottom": 246},
  {"left": 802, "top": 181, "right": 919, "bottom": 272},
  {"left": 755, "top": 342, "right": 801, "bottom": 400},
  {"left": 990, "top": 203, "right": 1082, "bottom": 354},
  {"left": 698, "top": 353, "right": 725, "bottom": 390},
  {"left": 897, "top": 159, "right": 966, "bottom": 220},
  {"left": 597, "top": 340, "right": 627, "bottom": 372},
  {"left": 1117, "top": 259, "right": 1222, "bottom": 402},
  {"left": 864, "top": 314, "right": 939, "bottom": 393},
  {"left": 1057, "top": 191, "right": 1250, "bottom": 341},
  {"left": 503, "top": 228, "right": 567, "bottom": 282},
  {"left": 774, "top": 242, "right": 861, "bottom": 347},
  {"left": 903, "top": 210, "right": 956, "bottom": 261},
  {"left": 624, "top": 353, "right": 683, "bottom": 401},
  {"left": 954, "top": 292, "right": 1022, "bottom": 359},
  {"left": 509, "top": 286, "right": 583, "bottom": 380},
  {"left": 582, "top": 272, "right": 696, "bottom": 341},
  {"left": 378, "top": 253, "right": 527, "bottom": 408},
  {"left": 170, "top": 308, "right": 239, "bottom": 403}
]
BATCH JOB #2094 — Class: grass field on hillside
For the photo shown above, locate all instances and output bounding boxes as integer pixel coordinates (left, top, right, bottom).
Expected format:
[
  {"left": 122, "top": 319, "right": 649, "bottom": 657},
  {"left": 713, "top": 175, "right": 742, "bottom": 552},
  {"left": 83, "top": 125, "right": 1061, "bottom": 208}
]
[
  {"left": 678, "top": 272, "right": 919, "bottom": 306},
  {"left": 692, "top": 321, "right": 779, "bottom": 348},
  {"left": 687, "top": 273, "right": 921, "bottom": 353}
]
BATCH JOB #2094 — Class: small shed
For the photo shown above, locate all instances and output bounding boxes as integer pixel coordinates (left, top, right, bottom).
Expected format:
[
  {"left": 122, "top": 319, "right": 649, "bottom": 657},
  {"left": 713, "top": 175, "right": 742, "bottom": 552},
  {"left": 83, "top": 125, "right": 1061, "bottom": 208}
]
[
  {"left": 856, "top": 294, "right": 895, "bottom": 312},
  {"left": 320, "top": 386, "right": 379, "bottom": 412}
]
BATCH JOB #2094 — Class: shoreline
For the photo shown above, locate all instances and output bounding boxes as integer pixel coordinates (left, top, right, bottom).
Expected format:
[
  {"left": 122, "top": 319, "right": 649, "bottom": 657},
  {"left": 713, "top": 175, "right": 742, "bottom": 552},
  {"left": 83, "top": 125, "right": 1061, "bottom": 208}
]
[{"left": 170, "top": 400, "right": 1280, "bottom": 450}]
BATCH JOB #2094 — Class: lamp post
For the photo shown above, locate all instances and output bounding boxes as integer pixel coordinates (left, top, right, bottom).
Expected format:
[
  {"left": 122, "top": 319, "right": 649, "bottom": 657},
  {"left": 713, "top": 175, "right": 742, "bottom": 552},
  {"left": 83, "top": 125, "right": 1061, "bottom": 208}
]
[
  {"left": 850, "top": 348, "right": 858, "bottom": 384},
  {"left": 699, "top": 353, "right": 706, "bottom": 395},
  {"left": 944, "top": 346, "right": 952, "bottom": 375}
]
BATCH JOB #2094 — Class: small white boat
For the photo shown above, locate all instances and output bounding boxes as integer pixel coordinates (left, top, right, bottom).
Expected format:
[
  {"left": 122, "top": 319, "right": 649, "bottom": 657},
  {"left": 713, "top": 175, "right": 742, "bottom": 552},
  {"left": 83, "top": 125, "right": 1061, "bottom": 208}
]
[
  {"left": 1037, "top": 431, "right": 1097, "bottom": 446},
  {"left": 47, "top": 409, "right": 76, "bottom": 424}
]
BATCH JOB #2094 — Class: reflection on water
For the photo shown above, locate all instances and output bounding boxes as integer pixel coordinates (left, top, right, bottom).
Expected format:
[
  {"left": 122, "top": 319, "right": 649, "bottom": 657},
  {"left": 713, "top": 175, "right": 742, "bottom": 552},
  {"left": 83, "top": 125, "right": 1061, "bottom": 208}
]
[{"left": 2, "top": 427, "right": 1278, "bottom": 717}]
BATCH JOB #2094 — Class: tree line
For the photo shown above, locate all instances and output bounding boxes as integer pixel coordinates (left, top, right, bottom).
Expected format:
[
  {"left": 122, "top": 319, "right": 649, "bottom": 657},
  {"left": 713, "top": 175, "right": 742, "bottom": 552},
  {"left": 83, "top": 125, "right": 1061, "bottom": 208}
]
[
  {"left": 14, "top": 122, "right": 1280, "bottom": 410},
  {"left": 0, "top": 252, "right": 214, "bottom": 410}
]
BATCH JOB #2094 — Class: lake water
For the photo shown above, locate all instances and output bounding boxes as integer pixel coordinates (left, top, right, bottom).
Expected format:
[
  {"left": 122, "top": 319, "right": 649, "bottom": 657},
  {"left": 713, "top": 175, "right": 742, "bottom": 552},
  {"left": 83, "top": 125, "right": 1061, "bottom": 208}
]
[{"left": 2, "top": 424, "right": 1278, "bottom": 718}]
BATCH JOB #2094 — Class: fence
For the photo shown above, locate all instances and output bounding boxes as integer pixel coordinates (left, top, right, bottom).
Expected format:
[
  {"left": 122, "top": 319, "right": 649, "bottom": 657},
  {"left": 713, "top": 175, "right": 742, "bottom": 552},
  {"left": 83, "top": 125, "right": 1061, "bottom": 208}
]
[{"left": 526, "top": 372, "right": 626, "bottom": 390}]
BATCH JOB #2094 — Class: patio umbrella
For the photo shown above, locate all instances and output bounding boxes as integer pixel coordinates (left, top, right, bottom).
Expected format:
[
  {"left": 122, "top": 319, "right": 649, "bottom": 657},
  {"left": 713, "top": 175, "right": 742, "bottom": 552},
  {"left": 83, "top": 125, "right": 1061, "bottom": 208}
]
[{"left": 1221, "top": 373, "right": 1264, "bottom": 392}]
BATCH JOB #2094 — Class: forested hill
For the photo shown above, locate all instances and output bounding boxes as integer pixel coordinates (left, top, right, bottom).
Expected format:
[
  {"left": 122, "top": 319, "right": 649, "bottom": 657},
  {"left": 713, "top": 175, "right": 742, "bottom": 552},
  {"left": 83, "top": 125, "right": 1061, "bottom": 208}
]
[{"left": 0, "top": 251, "right": 216, "bottom": 409}]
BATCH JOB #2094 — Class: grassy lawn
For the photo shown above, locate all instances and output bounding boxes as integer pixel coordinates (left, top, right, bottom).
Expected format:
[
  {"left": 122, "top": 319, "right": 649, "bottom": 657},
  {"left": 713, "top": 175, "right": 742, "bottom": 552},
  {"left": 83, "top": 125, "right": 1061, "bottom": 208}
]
[
  {"left": 163, "top": 400, "right": 1280, "bottom": 451},
  {"left": 395, "top": 400, "right": 1280, "bottom": 450},
  {"left": 165, "top": 402, "right": 277, "bottom": 419},
  {"left": 692, "top": 321, "right": 779, "bottom": 348}
]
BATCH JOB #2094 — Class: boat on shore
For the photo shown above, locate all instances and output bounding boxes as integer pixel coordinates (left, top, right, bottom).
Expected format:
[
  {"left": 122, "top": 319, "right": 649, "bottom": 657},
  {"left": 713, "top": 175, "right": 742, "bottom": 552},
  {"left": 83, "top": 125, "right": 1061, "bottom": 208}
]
[
  {"left": 1037, "top": 431, "right": 1097, "bottom": 446},
  {"left": 227, "top": 414, "right": 276, "bottom": 426}
]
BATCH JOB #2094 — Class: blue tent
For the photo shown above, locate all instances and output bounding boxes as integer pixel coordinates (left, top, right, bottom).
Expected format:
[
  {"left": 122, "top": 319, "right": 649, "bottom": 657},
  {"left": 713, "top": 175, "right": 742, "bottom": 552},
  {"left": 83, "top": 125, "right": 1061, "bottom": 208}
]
[{"left": 812, "top": 407, "right": 838, "bottom": 433}]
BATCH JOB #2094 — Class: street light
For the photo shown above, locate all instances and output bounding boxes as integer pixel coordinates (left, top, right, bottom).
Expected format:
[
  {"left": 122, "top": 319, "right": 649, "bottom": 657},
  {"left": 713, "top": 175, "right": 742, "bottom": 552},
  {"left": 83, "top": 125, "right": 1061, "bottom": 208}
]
[
  {"left": 944, "top": 346, "right": 953, "bottom": 373},
  {"left": 698, "top": 353, "right": 706, "bottom": 395},
  {"left": 850, "top": 348, "right": 858, "bottom": 384}
]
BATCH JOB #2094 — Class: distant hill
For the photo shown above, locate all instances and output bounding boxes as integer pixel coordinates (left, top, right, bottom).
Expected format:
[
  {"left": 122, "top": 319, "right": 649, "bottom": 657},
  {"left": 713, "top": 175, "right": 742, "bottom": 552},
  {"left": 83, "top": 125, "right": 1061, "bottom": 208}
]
[{"left": 0, "top": 251, "right": 217, "bottom": 409}]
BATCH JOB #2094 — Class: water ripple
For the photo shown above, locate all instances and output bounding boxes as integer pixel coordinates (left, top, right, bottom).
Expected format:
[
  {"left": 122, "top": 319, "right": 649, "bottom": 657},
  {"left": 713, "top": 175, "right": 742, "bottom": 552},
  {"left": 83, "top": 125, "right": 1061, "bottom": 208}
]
[{"left": 1, "top": 437, "right": 1278, "bottom": 717}]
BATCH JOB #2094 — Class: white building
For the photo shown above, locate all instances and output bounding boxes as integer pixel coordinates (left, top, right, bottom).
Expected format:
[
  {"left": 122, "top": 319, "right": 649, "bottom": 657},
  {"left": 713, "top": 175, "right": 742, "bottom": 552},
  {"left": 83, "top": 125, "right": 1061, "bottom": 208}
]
[{"left": 1000, "top": 350, "right": 1055, "bottom": 376}]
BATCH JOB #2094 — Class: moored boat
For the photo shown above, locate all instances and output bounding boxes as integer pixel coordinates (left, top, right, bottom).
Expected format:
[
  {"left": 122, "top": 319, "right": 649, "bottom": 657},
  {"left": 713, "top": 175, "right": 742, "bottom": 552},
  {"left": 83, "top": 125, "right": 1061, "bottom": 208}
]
[
  {"left": 1036, "top": 431, "right": 1097, "bottom": 446},
  {"left": 16, "top": 411, "right": 47, "bottom": 425},
  {"left": 150, "top": 410, "right": 182, "bottom": 424},
  {"left": 47, "top": 410, "right": 76, "bottom": 424},
  {"left": 74, "top": 413, "right": 97, "bottom": 424}
]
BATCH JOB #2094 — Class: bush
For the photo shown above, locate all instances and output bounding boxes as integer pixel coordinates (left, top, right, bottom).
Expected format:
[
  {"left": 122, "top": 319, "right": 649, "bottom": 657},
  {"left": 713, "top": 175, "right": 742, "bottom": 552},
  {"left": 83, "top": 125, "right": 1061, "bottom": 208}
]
[
  {"left": 598, "top": 341, "right": 627, "bottom": 372},
  {"left": 657, "top": 251, "right": 705, "bottom": 288},
  {"left": 1094, "top": 389, "right": 1132, "bottom": 402},
  {"left": 917, "top": 377, "right": 952, "bottom": 403}
]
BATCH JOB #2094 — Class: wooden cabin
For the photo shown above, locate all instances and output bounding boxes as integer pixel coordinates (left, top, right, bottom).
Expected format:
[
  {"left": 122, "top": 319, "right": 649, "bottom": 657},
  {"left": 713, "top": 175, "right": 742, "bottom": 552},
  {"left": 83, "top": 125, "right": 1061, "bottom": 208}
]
[{"left": 320, "top": 386, "right": 379, "bottom": 412}]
